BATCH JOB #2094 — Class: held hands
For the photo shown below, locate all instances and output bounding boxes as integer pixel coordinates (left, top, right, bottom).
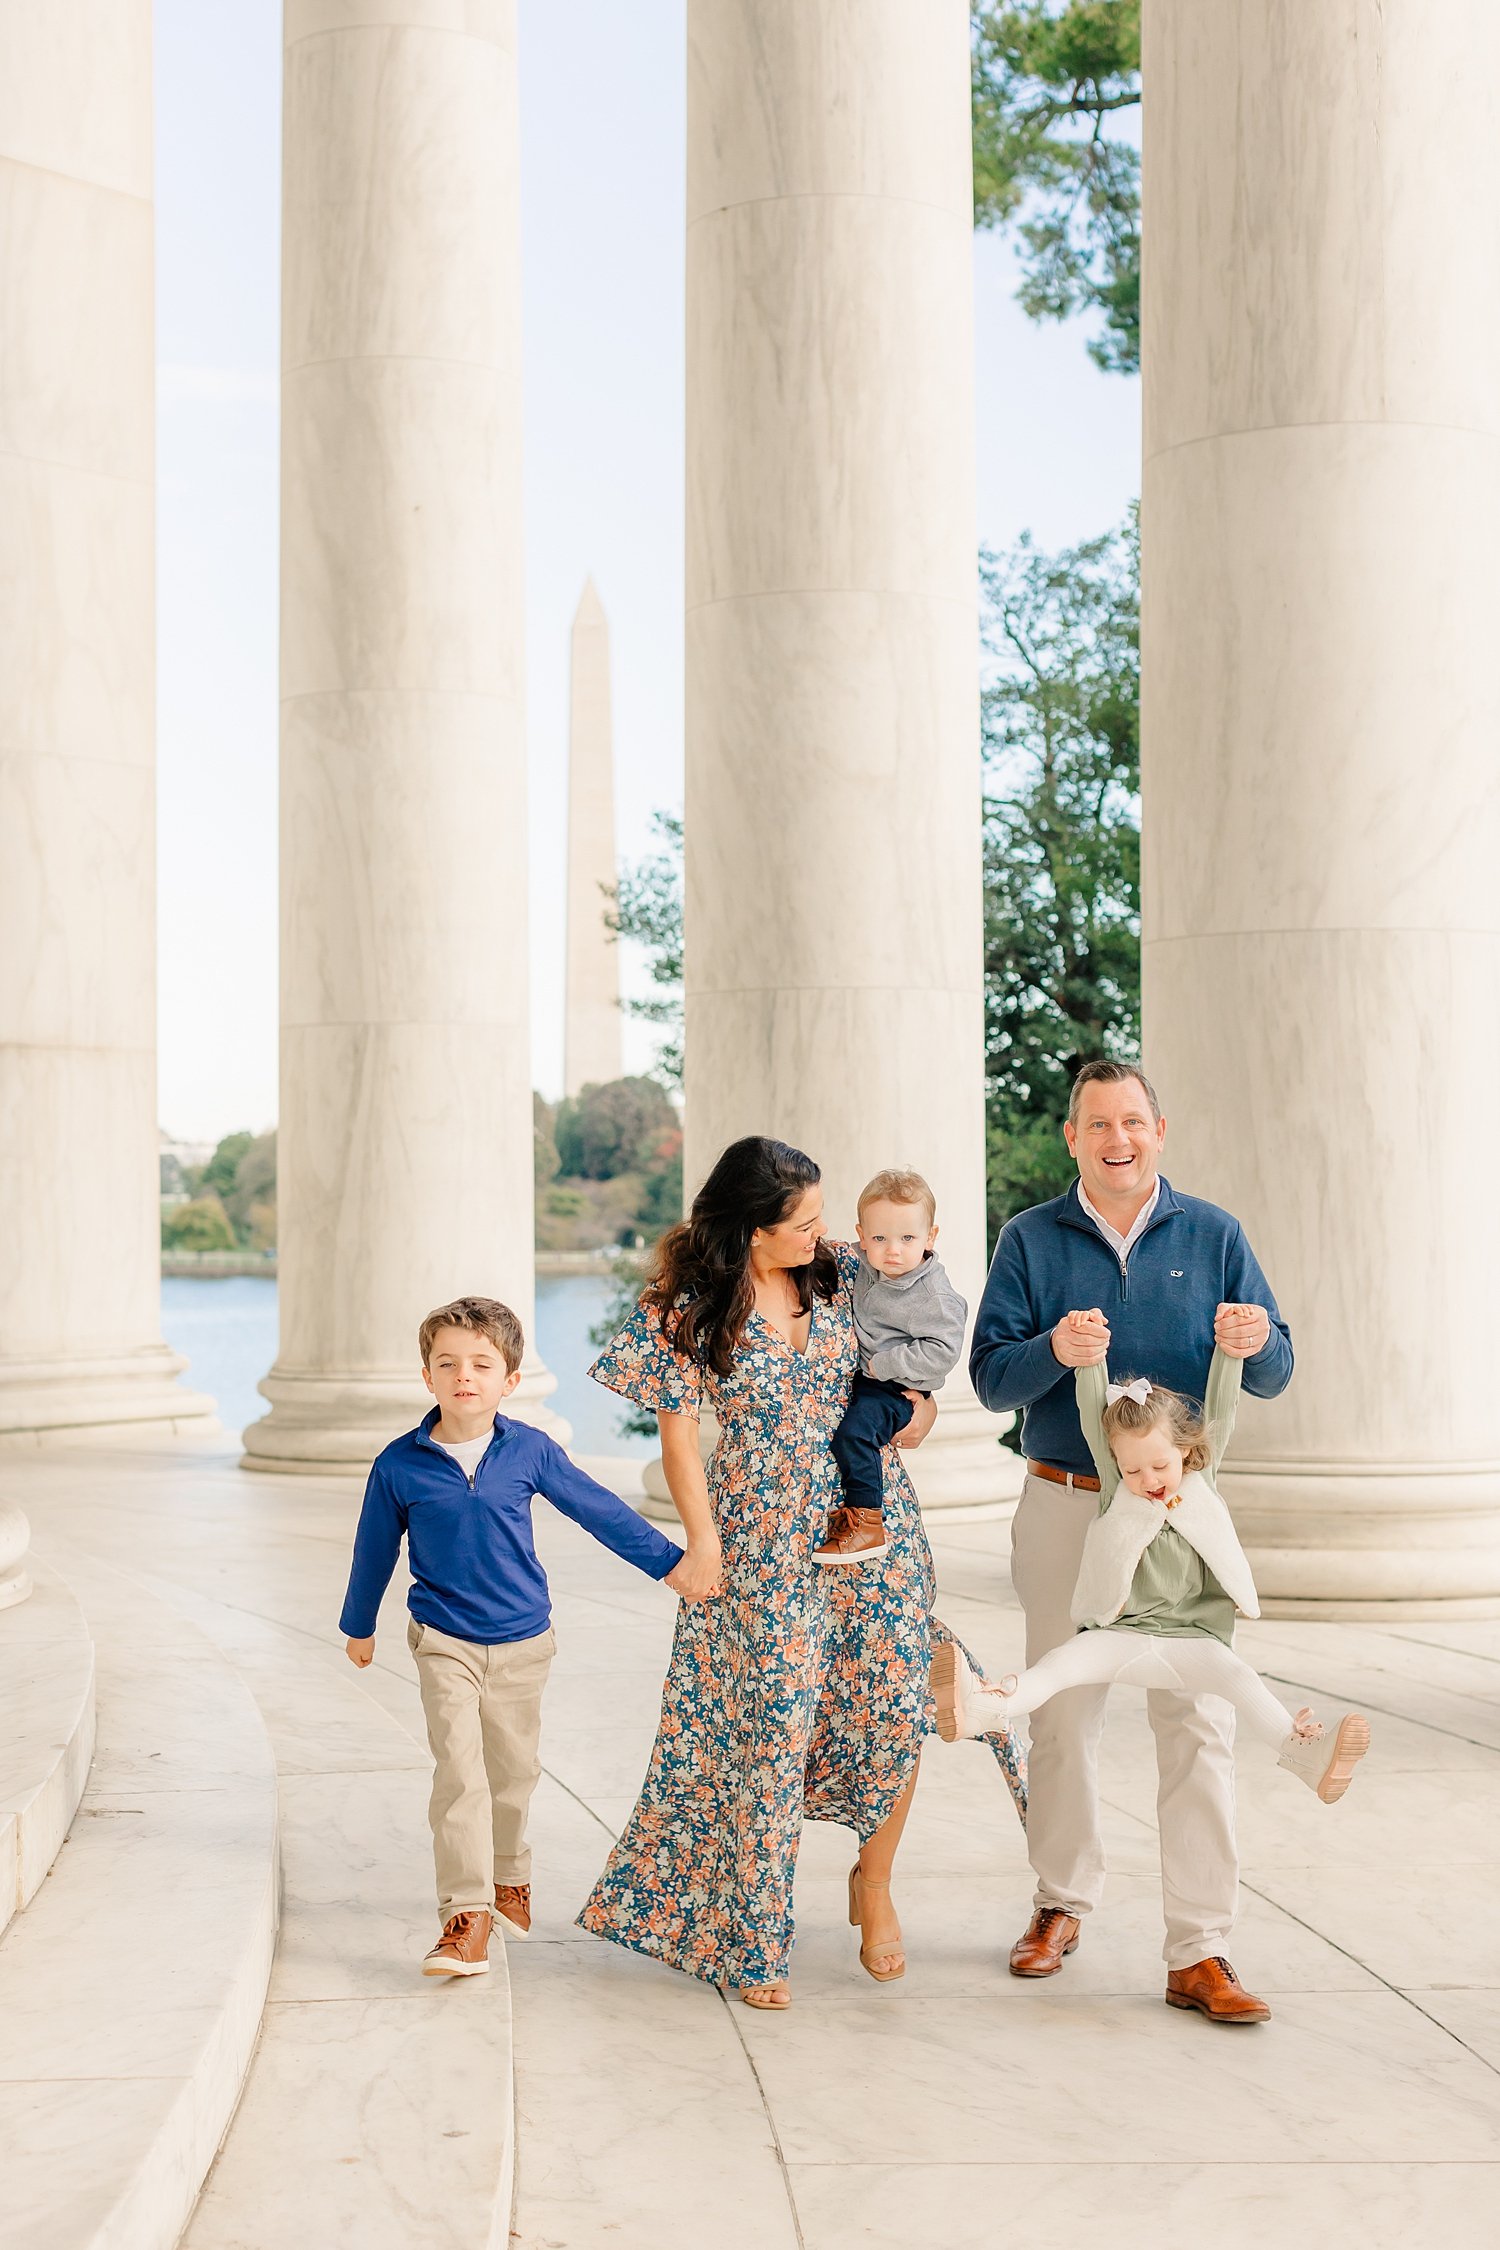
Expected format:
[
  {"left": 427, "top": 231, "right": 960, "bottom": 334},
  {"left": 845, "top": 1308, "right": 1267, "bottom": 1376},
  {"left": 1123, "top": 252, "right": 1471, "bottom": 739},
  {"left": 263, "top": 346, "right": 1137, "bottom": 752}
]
[
  {"left": 1214, "top": 1301, "right": 1270, "bottom": 1359},
  {"left": 345, "top": 1635, "right": 375, "bottom": 1668},
  {"left": 894, "top": 1392, "right": 939, "bottom": 1448},
  {"left": 667, "top": 1536, "right": 724, "bottom": 1606},
  {"left": 1051, "top": 1307, "right": 1111, "bottom": 1367}
]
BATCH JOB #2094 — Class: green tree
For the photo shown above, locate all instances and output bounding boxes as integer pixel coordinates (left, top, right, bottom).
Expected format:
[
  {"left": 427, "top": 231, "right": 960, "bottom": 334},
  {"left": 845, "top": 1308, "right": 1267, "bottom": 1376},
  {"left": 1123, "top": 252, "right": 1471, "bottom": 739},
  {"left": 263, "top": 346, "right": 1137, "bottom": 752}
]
[
  {"left": 222, "top": 1130, "right": 276, "bottom": 1249},
  {"left": 162, "top": 1194, "right": 237, "bottom": 1253},
  {"left": 200, "top": 1129, "right": 254, "bottom": 1202},
  {"left": 981, "top": 511, "right": 1140, "bottom": 1238},
  {"left": 589, "top": 1252, "right": 658, "bottom": 1442},
  {"left": 634, "top": 1126, "right": 683, "bottom": 1234},
  {"left": 554, "top": 1075, "right": 678, "bottom": 1183},
  {"left": 606, "top": 812, "right": 684, "bottom": 1088},
  {"left": 971, "top": 0, "right": 1141, "bottom": 373}
]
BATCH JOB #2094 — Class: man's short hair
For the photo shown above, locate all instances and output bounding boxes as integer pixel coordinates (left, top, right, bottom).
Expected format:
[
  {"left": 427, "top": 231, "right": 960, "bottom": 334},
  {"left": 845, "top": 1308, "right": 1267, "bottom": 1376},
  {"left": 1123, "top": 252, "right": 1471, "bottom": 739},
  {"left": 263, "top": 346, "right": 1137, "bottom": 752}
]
[
  {"left": 857, "top": 1168, "right": 937, "bottom": 1227},
  {"left": 418, "top": 1296, "right": 525, "bottom": 1373},
  {"left": 1067, "top": 1059, "right": 1161, "bottom": 1129}
]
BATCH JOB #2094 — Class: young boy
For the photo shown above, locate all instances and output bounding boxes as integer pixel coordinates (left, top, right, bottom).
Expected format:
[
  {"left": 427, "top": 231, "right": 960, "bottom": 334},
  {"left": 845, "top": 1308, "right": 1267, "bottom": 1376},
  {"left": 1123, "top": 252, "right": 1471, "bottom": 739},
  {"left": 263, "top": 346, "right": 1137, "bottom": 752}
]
[
  {"left": 813, "top": 1169, "right": 967, "bottom": 1567},
  {"left": 340, "top": 1295, "right": 687, "bottom": 1978}
]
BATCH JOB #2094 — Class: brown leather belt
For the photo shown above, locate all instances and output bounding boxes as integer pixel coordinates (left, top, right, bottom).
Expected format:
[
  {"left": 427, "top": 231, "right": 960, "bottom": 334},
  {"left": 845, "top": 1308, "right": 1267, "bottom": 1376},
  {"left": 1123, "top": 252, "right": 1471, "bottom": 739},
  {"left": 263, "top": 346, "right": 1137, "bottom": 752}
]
[{"left": 1026, "top": 1459, "right": 1102, "bottom": 1493}]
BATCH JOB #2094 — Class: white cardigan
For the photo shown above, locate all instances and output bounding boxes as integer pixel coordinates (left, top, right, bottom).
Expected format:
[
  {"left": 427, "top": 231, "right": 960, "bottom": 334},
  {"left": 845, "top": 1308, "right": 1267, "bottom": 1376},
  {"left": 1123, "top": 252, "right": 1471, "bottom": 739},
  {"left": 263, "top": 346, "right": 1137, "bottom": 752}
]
[{"left": 1068, "top": 1351, "right": 1260, "bottom": 1630}]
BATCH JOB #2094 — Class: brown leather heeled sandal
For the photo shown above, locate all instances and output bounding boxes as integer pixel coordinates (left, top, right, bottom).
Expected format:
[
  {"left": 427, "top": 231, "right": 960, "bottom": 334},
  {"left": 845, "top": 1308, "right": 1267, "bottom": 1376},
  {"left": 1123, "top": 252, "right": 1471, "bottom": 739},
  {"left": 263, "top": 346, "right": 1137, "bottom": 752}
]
[
  {"left": 739, "top": 1982, "right": 791, "bottom": 2010},
  {"left": 848, "top": 1864, "right": 906, "bottom": 1983}
]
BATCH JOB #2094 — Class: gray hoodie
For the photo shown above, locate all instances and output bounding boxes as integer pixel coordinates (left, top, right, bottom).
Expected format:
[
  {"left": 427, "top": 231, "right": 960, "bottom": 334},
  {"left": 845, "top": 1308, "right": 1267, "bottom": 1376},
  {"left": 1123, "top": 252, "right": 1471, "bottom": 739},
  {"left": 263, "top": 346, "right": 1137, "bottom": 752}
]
[{"left": 851, "top": 1252, "right": 967, "bottom": 1391}]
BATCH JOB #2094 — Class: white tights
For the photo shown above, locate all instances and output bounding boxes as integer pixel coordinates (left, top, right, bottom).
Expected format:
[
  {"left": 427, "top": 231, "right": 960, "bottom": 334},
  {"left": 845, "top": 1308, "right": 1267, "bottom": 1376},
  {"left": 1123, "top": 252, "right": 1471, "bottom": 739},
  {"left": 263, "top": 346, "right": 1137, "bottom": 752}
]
[{"left": 993, "top": 1628, "right": 1295, "bottom": 1752}]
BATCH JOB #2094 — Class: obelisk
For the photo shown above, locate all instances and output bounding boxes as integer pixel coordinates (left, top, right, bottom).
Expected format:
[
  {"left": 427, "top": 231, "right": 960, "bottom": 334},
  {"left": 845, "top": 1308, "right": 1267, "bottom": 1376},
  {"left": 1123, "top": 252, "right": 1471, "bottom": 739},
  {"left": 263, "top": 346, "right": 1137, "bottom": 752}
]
[{"left": 564, "top": 580, "right": 623, "bottom": 1097}]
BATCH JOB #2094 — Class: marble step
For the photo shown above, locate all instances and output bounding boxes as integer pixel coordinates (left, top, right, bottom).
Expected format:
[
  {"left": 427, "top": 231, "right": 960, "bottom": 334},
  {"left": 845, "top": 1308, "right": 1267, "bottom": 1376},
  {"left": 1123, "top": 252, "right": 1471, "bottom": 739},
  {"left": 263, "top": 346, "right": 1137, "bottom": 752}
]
[
  {"left": 168, "top": 1592, "right": 516, "bottom": 2250},
  {"left": 0, "top": 1552, "right": 279, "bottom": 2250},
  {"left": 0, "top": 1557, "right": 96, "bottom": 1937}
]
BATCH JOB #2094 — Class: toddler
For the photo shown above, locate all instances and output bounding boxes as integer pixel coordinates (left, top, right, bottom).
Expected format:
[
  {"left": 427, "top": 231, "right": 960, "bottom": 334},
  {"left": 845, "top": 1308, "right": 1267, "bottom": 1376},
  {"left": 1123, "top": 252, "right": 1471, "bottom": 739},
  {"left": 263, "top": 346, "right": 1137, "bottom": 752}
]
[
  {"left": 814, "top": 1169, "right": 967, "bottom": 1566},
  {"left": 932, "top": 1309, "right": 1371, "bottom": 1804}
]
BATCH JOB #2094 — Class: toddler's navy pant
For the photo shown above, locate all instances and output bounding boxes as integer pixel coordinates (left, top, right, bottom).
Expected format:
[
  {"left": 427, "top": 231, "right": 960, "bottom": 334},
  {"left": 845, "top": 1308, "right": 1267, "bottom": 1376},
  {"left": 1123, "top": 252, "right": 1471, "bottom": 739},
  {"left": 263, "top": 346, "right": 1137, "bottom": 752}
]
[{"left": 830, "top": 1373, "right": 919, "bottom": 1513}]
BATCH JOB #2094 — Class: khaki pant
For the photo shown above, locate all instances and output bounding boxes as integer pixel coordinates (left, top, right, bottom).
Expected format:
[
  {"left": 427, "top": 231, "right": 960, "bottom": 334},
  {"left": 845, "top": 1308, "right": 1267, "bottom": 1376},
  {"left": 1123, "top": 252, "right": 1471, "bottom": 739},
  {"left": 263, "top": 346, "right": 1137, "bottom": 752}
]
[
  {"left": 407, "top": 1618, "right": 554, "bottom": 1921},
  {"left": 1010, "top": 1475, "right": 1239, "bottom": 1971}
]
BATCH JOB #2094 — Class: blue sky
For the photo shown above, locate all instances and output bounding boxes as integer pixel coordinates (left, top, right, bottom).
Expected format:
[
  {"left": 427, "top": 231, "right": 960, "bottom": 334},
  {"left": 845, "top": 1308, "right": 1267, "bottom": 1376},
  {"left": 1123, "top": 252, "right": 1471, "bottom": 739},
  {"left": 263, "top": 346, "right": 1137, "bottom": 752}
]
[{"left": 154, "top": 1, "right": 1140, "bottom": 1142}]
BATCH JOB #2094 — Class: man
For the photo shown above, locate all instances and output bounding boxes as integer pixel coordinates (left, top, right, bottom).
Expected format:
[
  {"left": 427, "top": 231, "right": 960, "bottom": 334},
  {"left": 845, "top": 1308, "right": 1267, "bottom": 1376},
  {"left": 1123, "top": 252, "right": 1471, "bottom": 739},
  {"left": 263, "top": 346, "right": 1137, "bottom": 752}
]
[{"left": 970, "top": 1060, "right": 1292, "bottom": 2024}]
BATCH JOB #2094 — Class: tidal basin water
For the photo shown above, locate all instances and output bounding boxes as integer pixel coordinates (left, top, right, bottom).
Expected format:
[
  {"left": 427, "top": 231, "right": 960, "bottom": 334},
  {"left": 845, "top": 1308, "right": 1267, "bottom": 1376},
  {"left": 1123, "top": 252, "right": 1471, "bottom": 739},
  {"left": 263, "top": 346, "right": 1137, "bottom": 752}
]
[{"left": 159, "top": 1272, "right": 652, "bottom": 1457}]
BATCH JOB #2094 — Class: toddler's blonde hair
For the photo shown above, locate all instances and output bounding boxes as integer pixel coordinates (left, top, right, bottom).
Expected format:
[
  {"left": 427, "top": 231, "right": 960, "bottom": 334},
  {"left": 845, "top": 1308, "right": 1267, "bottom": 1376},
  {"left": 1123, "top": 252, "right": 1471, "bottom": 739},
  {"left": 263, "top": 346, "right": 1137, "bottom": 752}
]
[
  {"left": 857, "top": 1168, "right": 937, "bottom": 1226},
  {"left": 1101, "top": 1379, "right": 1212, "bottom": 1475}
]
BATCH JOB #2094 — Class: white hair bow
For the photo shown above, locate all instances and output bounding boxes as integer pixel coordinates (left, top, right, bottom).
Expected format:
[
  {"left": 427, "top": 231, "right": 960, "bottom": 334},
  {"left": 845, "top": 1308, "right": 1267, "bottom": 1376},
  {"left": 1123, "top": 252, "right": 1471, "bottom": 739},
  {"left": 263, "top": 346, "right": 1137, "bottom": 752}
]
[{"left": 1106, "top": 1378, "right": 1153, "bottom": 1406}]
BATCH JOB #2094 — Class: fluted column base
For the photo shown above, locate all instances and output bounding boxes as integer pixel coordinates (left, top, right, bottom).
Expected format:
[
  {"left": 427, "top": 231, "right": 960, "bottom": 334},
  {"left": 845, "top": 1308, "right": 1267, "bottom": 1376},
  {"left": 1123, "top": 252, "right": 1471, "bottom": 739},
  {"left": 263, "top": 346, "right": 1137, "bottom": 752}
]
[
  {"left": 241, "top": 1361, "right": 570, "bottom": 1475},
  {"left": 1226, "top": 1458, "right": 1500, "bottom": 1619},
  {"left": 898, "top": 1394, "right": 1026, "bottom": 1522},
  {"left": 0, "top": 1348, "right": 217, "bottom": 1449}
]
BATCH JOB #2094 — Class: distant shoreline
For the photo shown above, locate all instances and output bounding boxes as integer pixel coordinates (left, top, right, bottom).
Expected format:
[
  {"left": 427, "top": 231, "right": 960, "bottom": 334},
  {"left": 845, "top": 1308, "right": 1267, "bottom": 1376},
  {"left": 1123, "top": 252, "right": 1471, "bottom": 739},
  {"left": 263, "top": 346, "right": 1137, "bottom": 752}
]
[{"left": 162, "top": 1248, "right": 641, "bottom": 1280}]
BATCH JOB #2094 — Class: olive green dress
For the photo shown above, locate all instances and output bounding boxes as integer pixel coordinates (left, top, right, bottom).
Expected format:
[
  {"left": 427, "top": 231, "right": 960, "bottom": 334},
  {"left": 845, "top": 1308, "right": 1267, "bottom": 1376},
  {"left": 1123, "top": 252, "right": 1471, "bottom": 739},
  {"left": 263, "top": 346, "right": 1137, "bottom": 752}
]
[{"left": 1075, "top": 1351, "right": 1243, "bottom": 1646}]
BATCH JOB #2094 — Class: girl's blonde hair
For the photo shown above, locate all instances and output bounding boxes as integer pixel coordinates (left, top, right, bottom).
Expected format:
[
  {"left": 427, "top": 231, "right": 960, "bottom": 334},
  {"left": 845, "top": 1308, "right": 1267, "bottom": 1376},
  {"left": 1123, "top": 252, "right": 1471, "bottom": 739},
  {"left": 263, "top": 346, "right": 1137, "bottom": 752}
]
[{"left": 1101, "top": 1379, "right": 1213, "bottom": 1475}]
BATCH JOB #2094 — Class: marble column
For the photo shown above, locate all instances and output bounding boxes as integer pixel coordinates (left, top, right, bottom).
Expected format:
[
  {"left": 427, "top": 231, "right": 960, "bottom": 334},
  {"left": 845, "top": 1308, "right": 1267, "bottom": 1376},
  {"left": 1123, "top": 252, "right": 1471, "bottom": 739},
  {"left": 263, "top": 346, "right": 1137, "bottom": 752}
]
[
  {"left": 681, "top": 0, "right": 1014, "bottom": 1510},
  {"left": 563, "top": 579, "right": 623, "bottom": 1097},
  {"left": 0, "top": 2, "right": 213, "bottom": 1446},
  {"left": 1141, "top": 0, "right": 1500, "bottom": 1612},
  {"left": 244, "top": 0, "right": 561, "bottom": 1473}
]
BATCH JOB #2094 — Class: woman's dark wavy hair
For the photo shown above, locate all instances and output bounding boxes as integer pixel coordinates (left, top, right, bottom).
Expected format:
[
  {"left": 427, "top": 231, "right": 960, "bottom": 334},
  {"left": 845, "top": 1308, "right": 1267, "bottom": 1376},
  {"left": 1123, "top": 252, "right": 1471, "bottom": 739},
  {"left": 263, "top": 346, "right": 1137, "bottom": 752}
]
[{"left": 643, "top": 1135, "right": 838, "bottom": 1378}]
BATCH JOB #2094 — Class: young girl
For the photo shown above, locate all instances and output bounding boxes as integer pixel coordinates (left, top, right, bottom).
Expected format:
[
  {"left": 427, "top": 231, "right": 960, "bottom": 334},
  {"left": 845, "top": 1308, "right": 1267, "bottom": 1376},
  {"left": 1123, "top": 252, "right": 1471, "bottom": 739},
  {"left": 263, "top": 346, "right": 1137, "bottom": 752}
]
[{"left": 933, "top": 1309, "right": 1371, "bottom": 1803}]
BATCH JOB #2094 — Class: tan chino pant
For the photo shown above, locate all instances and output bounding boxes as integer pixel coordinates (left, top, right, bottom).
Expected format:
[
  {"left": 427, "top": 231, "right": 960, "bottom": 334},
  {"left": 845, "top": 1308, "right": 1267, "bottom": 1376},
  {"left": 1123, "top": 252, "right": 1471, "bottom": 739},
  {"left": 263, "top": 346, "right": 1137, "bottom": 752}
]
[
  {"left": 1009, "top": 1474, "right": 1240, "bottom": 1970},
  {"left": 407, "top": 1618, "right": 555, "bottom": 1922}
]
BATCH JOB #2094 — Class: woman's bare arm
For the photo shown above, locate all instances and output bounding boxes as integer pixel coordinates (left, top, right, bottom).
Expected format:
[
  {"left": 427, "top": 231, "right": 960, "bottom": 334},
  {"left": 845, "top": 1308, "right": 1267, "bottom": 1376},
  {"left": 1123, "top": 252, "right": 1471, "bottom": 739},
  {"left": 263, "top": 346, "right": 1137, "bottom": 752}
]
[{"left": 658, "top": 1408, "right": 723, "bottom": 1599}]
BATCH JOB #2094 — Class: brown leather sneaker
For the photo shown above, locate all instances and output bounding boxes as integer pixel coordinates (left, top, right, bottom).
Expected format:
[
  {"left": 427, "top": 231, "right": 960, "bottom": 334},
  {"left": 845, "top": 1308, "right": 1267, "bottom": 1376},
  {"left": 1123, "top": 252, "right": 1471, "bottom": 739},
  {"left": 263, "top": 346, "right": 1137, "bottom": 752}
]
[
  {"left": 1009, "top": 1906, "right": 1081, "bottom": 1977},
  {"left": 494, "top": 1882, "right": 531, "bottom": 1939},
  {"left": 813, "top": 1507, "right": 889, "bottom": 1566},
  {"left": 422, "top": 1908, "right": 492, "bottom": 1977},
  {"left": 1165, "top": 1956, "right": 1272, "bottom": 2024}
]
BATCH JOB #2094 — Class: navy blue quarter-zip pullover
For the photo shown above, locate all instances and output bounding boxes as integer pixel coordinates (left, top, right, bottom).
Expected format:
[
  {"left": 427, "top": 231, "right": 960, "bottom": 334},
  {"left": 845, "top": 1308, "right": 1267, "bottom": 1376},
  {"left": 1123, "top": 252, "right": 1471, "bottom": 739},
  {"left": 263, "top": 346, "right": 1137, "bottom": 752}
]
[
  {"left": 339, "top": 1409, "right": 683, "bottom": 1643},
  {"left": 970, "top": 1177, "right": 1292, "bottom": 1477}
]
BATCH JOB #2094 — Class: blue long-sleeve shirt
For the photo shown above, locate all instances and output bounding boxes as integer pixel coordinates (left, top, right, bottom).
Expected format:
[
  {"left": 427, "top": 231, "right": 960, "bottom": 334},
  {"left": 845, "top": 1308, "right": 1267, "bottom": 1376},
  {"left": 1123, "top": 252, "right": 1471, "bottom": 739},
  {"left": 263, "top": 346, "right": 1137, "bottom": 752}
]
[
  {"left": 970, "top": 1177, "right": 1293, "bottom": 1477},
  {"left": 338, "top": 1410, "right": 683, "bottom": 1644}
]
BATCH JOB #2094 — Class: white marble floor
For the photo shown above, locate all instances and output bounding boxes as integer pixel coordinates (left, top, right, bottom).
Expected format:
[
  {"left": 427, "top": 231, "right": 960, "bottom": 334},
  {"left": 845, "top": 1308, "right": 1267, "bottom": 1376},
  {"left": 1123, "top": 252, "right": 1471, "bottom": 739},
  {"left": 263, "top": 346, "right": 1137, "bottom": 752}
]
[{"left": 14, "top": 1439, "right": 1500, "bottom": 2250}]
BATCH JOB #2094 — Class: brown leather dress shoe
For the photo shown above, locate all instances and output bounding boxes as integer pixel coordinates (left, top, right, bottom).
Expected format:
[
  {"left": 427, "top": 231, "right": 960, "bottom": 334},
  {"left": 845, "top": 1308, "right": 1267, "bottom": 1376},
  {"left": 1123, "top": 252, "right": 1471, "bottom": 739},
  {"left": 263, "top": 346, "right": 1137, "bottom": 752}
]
[
  {"left": 1165, "top": 1956, "right": 1272, "bottom": 2024},
  {"left": 813, "top": 1507, "right": 889, "bottom": 1566},
  {"left": 1009, "top": 1905, "right": 1081, "bottom": 1977},
  {"left": 422, "top": 1908, "right": 492, "bottom": 1977},
  {"left": 494, "top": 1882, "right": 531, "bottom": 1938}
]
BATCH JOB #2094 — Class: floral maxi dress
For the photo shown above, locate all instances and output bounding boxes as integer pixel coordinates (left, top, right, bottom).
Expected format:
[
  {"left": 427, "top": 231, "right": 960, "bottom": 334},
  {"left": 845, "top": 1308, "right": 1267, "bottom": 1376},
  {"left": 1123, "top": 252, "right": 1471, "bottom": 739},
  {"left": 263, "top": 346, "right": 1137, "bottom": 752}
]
[{"left": 577, "top": 1243, "right": 1026, "bottom": 1991}]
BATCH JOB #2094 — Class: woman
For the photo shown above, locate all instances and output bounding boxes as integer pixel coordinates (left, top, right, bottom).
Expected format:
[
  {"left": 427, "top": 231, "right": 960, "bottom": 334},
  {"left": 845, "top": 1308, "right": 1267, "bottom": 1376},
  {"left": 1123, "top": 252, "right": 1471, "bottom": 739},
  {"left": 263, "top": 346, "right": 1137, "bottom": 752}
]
[{"left": 578, "top": 1136, "right": 1026, "bottom": 2009}]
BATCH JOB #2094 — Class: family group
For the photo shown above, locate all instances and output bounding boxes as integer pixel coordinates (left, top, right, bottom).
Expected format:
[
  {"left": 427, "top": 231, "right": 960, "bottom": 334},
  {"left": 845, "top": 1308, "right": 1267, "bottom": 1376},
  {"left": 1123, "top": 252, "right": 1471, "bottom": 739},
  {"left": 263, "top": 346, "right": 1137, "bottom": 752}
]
[{"left": 338, "top": 1060, "right": 1369, "bottom": 2024}]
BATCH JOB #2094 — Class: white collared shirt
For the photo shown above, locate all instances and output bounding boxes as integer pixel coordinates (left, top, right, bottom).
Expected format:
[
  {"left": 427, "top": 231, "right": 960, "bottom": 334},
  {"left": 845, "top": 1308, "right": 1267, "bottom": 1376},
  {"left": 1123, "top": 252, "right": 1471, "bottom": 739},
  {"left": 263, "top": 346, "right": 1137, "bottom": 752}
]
[{"left": 1077, "top": 1177, "right": 1160, "bottom": 1266}]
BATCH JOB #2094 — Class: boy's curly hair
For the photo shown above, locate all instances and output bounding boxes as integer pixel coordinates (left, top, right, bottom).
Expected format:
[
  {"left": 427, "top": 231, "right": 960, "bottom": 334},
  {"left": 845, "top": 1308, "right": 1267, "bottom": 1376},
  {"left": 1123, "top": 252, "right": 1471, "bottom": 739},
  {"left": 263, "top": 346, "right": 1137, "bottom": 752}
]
[{"left": 1101, "top": 1379, "right": 1212, "bottom": 1475}]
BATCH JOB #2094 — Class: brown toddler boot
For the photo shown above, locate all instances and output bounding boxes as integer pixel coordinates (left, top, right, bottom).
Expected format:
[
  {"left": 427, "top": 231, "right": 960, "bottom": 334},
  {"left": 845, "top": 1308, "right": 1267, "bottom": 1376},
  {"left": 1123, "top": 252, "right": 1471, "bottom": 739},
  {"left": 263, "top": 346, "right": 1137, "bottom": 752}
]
[{"left": 813, "top": 1507, "right": 889, "bottom": 1566}]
